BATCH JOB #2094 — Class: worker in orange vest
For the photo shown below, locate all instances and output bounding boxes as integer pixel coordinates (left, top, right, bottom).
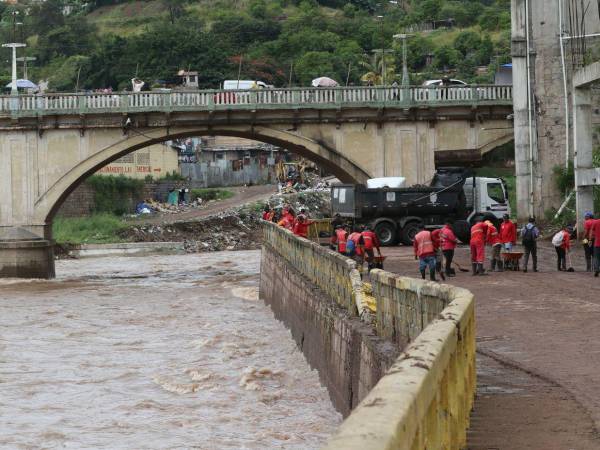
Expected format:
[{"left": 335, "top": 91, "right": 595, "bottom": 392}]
[
  {"left": 413, "top": 223, "right": 437, "bottom": 281},
  {"left": 470, "top": 219, "right": 489, "bottom": 275},
  {"left": 347, "top": 226, "right": 365, "bottom": 270},
  {"left": 332, "top": 225, "right": 349, "bottom": 254},
  {"left": 486, "top": 220, "right": 503, "bottom": 272}
]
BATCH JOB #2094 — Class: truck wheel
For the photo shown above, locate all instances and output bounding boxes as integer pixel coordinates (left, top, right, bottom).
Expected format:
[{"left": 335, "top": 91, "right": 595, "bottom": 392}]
[
  {"left": 375, "top": 222, "right": 397, "bottom": 246},
  {"left": 401, "top": 221, "right": 421, "bottom": 246},
  {"left": 454, "top": 220, "right": 471, "bottom": 244}
]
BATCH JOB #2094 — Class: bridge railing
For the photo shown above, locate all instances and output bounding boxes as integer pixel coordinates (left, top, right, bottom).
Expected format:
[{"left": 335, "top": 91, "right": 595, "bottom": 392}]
[{"left": 0, "top": 85, "right": 512, "bottom": 116}]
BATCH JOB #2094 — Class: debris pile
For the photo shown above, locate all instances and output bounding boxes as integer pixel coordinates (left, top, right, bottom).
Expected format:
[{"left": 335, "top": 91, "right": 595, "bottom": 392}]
[
  {"left": 119, "top": 212, "right": 263, "bottom": 252},
  {"left": 266, "top": 190, "right": 331, "bottom": 219}
]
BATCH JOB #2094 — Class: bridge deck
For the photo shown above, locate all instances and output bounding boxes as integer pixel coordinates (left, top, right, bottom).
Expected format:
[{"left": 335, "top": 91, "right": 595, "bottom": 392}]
[{"left": 0, "top": 85, "right": 512, "bottom": 118}]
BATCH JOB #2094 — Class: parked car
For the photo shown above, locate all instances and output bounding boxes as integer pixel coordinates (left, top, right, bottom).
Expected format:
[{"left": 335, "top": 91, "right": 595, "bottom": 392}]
[{"left": 422, "top": 79, "right": 467, "bottom": 87}]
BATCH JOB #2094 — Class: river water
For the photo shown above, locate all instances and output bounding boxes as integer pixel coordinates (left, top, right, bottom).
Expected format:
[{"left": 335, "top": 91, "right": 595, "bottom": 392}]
[{"left": 0, "top": 250, "right": 341, "bottom": 449}]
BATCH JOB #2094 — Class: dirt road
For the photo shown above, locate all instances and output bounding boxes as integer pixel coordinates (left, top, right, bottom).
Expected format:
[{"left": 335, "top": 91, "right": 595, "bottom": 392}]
[
  {"left": 383, "top": 242, "right": 600, "bottom": 449},
  {"left": 132, "top": 184, "right": 276, "bottom": 225}
]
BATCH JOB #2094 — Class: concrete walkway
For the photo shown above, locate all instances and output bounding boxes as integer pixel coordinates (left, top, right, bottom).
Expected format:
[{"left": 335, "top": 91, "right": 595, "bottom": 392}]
[{"left": 383, "top": 242, "right": 600, "bottom": 448}]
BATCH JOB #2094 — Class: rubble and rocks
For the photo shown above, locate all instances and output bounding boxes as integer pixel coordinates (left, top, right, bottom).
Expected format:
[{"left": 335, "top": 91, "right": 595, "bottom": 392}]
[
  {"left": 119, "top": 211, "right": 263, "bottom": 253},
  {"left": 116, "top": 189, "right": 331, "bottom": 253}
]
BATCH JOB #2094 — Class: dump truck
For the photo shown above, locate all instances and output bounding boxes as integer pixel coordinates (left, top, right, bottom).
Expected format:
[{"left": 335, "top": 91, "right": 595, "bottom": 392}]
[{"left": 331, "top": 168, "right": 510, "bottom": 245}]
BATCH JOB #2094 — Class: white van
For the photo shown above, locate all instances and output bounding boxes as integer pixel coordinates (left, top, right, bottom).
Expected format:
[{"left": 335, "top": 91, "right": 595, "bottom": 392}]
[{"left": 222, "top": 80, "right": 270, "bottom": 90}]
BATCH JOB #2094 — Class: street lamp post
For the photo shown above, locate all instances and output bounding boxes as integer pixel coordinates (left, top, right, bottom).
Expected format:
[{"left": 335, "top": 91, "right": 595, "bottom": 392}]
[
  {"left": 3, "top": 10, "right": 26, "bottom": 100},
  {"left": 393, "top": 33, "right": 413, "bottom": 87},
  {"left": 3, "top": 43, "right": 26, "bottom": 96},
  {"left": 16, "top": 56, "right": 36, "bottom": 80},
  {"left": 376, "top": 15, "right": 386, "bottom": 85}
]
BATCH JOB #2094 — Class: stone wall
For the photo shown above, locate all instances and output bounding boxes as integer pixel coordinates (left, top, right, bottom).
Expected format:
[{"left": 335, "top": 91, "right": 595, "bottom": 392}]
[
  {"left": 259, "top": 222, "right": 476, "bottom": 449},
  {"left": 260, "top": 246, "right": 398, "bottom": 415}
]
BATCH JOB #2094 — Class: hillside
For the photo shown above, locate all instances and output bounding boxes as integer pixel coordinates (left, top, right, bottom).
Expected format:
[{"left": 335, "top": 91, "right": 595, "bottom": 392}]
[{"left": 0, "top": 0, "right": 511, "bottom": 91}]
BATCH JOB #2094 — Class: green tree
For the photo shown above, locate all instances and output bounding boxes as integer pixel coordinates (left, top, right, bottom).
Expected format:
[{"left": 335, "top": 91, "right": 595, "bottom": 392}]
[
  {"left": 359, "top": 51, "right": 396, "bottom": 85},
  {"left": 295, "top": 51, "right": 335, "bottom": 84}
]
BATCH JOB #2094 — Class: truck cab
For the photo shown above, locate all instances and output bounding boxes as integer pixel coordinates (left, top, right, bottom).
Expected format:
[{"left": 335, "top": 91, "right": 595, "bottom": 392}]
[{"left": 463, "top": 177, "right": 510, "bottom": 222}]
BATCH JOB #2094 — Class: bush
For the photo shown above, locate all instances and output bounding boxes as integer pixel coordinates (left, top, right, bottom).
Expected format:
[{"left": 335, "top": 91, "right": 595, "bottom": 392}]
[
  {"left": 190, "top": 188, "right": 235, "bottom": 202},
  {"left": 85, "top": 175, "right": 145, "bottom": 215}
]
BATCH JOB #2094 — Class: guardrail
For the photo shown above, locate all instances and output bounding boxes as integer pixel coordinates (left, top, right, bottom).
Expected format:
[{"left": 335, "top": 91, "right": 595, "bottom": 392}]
[
  {"left": 262, "top": 222, "right": 476, "bottom": 450},
  {"left": 0, "top": 85, "right": 512, "bottom": 117}
]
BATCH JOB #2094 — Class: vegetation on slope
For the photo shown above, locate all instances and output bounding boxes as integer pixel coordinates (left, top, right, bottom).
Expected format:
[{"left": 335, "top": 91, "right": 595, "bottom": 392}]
[{"left": 0, "top": 0, "right": 511, "bottom": 91}]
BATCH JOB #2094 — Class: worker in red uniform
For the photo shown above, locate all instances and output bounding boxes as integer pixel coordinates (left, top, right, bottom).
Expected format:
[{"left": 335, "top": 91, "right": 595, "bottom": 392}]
[
  {"left": 430, "top": 228, "right": 446, "bottom": 281},
  {"left": 486, "top": 220, "right": 503, "bottom": 272},
  {"left": 277, "top": 208, "right": 295, "bottom": 230},
  {"left": 413, "top": 223, "right": 437, "bottom": 281},
  {"left": 361, "top": 226, "right": 381, "bottom": 271},
  {"left": 348, "top": 226, "right": 365, "bottom": 271},
  {"left": 589, "top": 217, "right": 600, "bottom": 277},
  {"left": 499, "top": 213, "right": 517, "bottom": 252},
  {"left": 332, "top": 225, "right": 348, "bottom": 254},
  {"left": 470, "top": 219, "right": 488, "bottom": 275},
  {"left": 583, "top": 212, "right": 595, "bottom": 272},
  {"left": 262, "top": 205, "right": 274, "bottom": 221},
  {"left": 553, "top": 226, "right": 571, "bottom": 271},
  {"left": 292, "top": 214, "right": 313, "bottom": 238},
  {"left": 440, "top": 220, "right": 458, "bottom": 277}
]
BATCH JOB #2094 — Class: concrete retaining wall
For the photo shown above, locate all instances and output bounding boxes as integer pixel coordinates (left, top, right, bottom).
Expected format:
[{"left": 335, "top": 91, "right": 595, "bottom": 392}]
[{"left": 259, "top": 222, "right": 476, "bottom": 449}]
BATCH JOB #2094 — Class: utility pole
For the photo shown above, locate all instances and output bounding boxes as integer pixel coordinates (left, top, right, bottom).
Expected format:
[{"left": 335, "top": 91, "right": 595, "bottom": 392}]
[
  {"left": 3, "top": 10, "right": 25, "bottom": 98},
  {"left": 393, "top": 33, "right": 412, "bottom": 86},
  {"left": 376, "top": 15, "right": 386, "bottom": 85},
  {"left": 16, "top": 56, "right": 36, "bottom": 80}
]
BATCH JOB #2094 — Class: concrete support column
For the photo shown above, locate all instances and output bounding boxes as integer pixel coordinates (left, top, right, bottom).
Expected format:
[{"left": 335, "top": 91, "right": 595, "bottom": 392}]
[
  {"left": 573, "top": 62, "right": 600, "bottom": 238},
  {"left": 512, "top": 0, "right": 536, "bottom": 221},
  {"left": 0, "top": 227, "right": 55, "bottom": 279}
]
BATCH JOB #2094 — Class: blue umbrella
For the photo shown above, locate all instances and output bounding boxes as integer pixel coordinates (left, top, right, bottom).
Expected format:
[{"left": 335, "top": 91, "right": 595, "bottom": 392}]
[{"left": 6, "top": 79, "right": 38, "bottom": 89}]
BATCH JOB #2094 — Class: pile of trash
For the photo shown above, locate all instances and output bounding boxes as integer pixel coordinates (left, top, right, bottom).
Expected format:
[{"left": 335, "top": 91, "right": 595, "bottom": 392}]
[
  {"left": 265, "top": 190, "right": 331, "bottom": 219},
  {"left": 119, "top": 211, "right": 263, "bottom": 252},
  {"left": 132, "top": 198, "right": 207, "bottom": 216}
]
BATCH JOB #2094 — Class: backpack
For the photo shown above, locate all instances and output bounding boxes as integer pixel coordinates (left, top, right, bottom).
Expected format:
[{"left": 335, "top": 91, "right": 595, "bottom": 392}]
[
  {"left": 345, "top": 238, "right": 356, "bottom": 256},
  {"left": 552, "top": 231, "right": 564, "bottom": 247},
  {"left": 522, "top": 226, "right": 535, "bottom": 245}
]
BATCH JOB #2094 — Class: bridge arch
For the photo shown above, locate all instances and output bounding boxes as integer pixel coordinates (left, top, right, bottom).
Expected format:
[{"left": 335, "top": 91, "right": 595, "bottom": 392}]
[{"left": 37, "top": 125, "right": 371, "bottom": 224}]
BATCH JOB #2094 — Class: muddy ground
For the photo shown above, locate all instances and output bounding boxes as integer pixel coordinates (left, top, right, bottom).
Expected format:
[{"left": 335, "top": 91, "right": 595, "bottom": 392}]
[{"left": 382, "top": 243, "right": 600, "bottom": 449}]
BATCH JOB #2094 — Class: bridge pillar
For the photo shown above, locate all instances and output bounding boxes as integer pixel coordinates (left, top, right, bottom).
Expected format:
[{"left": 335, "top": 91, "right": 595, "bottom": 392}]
[
  {"left": 0, "top": 227, "right": 55, "bottom": 279},
  {"left": 0, "top": 129, "right": 55, "bottom": 278}
]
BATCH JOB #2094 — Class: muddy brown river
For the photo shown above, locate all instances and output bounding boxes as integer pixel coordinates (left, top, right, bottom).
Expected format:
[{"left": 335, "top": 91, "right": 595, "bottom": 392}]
[{"left": 0, "top": 250, "right": 340, "bottom": 449}]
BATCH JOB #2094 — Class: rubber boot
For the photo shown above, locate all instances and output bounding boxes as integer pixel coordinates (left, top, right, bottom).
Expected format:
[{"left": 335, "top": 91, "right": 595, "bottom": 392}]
[
  {"left": 497, "top": 260, "right": 504, "bottom": 272},
  {"left": 586, "top": 258, "right": 591, "bottom": 272},
  {"left": 490, "top": 259, "right": 497, "bottom": 272},
  {"left": 478, "top": 263, "right": 488, "bottom": 275},
  {"left": 472, "top": 263, "right": 478, "bottom": 276},
  {"left": 420, "top": 269, "right": 426, "bottom": 280},
  {"left": 429, "top": 268, "right": 437, "bottom": 282}
]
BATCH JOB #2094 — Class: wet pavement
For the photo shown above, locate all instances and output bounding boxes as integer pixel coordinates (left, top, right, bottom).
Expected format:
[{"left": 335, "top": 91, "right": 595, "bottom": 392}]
[
  {"left": 0, "top": 250, "right": 340, "bottom": 449},
  {"left": 382, "top": 243, "right": 600, "bottom": 449}
]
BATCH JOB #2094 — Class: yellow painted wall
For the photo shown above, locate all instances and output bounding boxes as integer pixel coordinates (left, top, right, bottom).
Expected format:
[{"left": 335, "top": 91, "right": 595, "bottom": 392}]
[{"left": 96, "top": 143, "right": 179, "bottom": 179}]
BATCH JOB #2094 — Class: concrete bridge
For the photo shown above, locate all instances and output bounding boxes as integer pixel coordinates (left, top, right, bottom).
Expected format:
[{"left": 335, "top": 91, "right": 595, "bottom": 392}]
[{"left": 0, "top": 85, "right": 513, "bottom": 278}]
